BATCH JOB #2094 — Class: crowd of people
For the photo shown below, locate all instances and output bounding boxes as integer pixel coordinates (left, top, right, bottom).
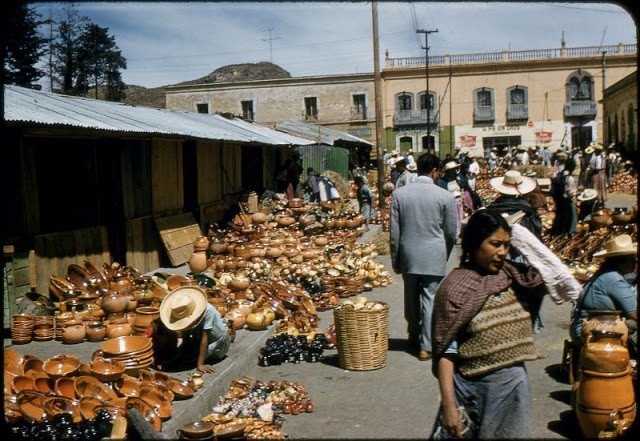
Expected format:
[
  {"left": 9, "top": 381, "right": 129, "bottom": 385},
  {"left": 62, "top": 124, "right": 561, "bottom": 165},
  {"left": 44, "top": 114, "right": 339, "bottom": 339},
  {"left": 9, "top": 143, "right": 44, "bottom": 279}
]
[{"left": 381, "top": 146, "right": 636, "bottom": 439}]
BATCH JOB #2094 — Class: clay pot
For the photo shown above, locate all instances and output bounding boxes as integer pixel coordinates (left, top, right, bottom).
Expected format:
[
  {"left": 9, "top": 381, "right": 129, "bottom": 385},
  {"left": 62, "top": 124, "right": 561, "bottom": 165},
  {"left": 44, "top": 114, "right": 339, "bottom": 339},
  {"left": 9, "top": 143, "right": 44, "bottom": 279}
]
[
  {"left": 250, "top": 245, "right": 266, "bottom": 258},
  {"left": 106, "top": 321, "right": 132, "bottom": 339},
  {"left": 313, "top": 235, "right": 328, "bottom": 247},
  {"left": 109, "top": 274, "right": 132, "bottom": 296},
  {"left": 245, "top": 310, "right": 269, "bottom": 330},
  {"left": 581, "top": 310, "right": 628, "bottom": 346},
  {"left": 225, "top": 309, "right": 246, "bottom": 330},
  {"left": 234, "top": 300, "right": 253, "bottom": 317},
  {"left": 193, "top": 236, "right": 210, "bottom": 252},
  {"left": 209, "top": 240, "right": 227, "bottom": 255},
  {"left": 224, "top": 257, "right": 238, "bottom": 271},
  {"left": 62, "top": 320, "right": 86, "bottom": 344},
  {"left": 275, "top": 214, "right": 296, "bottom": 227},
  {"left": 251, "top": 212, "right": 268, "bottom": 224},
  {"left": 85, "top": 321, "right": 107, "bottom": 342},
  {"left": 580, "top": 330, "right": 630, "bottom": 373},
  {"left": 100, "top": 292, "right": 128, "bottom": 314},
  {"left": 133, "top": 306, "right": 160, "bottom": 335},
  {"left": 288, "top": 198, "right": 304, "bottom": 208},
  {"left": 229, "top": 276, "right": 250, "bottom": 292},
  {"left": 234, "top": 245, "right": 253, "bottom": 259},
  {"left": 188, "top": 250, "right": 208, "bottom": 274},
  {"left": 266, "top": 246, "right": 284, "bottom": 258},
  {"left": 261, "top": 307, "right": 276, "bottom": 325}
]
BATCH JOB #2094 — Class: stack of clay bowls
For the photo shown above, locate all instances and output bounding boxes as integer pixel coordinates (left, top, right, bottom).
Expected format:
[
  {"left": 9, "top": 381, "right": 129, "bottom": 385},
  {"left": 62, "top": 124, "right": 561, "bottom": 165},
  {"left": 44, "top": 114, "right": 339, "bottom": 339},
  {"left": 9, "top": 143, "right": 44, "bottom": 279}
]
[
  {"left": 11, "top": 314, "right": 34, "bottom": 344},
  {"left": 54, "top": 312, "right": 74, "bottom": 341},
  {"left": 32, "top": 315, "right": 54, "bottom": 341},
  {"left": 100, "top": 336, "right": 154, "bottom": 376}
]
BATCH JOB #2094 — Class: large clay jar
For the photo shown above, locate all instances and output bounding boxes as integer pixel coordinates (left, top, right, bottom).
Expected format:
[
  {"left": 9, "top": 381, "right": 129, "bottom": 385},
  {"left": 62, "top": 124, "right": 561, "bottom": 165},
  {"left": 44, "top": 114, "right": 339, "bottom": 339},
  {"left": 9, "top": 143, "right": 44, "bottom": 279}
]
[
  {"left": 580, "top": 330, "right": 630, "bottom": 373},
  {"left": 109, "top": 273, "right": 132, "bottom": 297},
  {"left": 225, "top": 309, "right": 246, "bottom": 330},
  {"left": 576, "top": 367, "right": 635, "bottom": 437},
  {"left": 100, "top": 292, "right": 128, "bottom": 315},
  {"left": 62, "top": 320, "right": 86, "bottom": 344},
  {"left": 85, "top": 321, "right": 107, "bottom": 342},
  {"left": 581, "top": 310, "right": 628, "bottom": 347},
  {"left": 188, "top": 251, "right": 208, "bottom": 274}
]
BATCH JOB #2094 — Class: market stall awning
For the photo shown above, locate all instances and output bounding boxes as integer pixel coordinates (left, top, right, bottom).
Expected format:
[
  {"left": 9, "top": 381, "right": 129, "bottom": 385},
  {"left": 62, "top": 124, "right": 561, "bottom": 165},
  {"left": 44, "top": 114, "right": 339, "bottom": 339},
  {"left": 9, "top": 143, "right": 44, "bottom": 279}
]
[
  {"left": 3, "top": 85, "right": 315, "bottom": 147},
  {"left": 275, "top": 119, "right": 372, "bottom": 147}
]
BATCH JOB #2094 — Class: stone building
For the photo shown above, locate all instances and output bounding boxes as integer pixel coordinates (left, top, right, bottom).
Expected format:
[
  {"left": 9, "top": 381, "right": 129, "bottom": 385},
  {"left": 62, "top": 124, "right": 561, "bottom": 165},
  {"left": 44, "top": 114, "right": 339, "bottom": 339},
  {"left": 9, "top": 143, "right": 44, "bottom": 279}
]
[{"left": 165, "top": 43, "right": 637, "bottom": 160}]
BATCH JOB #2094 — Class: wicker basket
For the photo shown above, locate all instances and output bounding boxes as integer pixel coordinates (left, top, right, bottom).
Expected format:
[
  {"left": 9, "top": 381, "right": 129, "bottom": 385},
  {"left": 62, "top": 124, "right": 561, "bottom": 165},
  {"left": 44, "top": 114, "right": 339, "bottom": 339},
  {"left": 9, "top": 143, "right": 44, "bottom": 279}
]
[{"left": 333, "top": 303, "right": 389, "bottom": 370}]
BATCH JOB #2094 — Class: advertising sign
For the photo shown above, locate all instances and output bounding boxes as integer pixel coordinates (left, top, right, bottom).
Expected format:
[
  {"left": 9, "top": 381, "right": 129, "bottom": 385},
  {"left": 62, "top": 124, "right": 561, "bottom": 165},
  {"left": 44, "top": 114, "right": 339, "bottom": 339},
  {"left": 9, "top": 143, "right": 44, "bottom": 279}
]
[
  {"left": 459, "top": 135, "right": 477, "bottom": 148},
  {"left": 535, "top": 130, "right": 553, "bottom": 144}
]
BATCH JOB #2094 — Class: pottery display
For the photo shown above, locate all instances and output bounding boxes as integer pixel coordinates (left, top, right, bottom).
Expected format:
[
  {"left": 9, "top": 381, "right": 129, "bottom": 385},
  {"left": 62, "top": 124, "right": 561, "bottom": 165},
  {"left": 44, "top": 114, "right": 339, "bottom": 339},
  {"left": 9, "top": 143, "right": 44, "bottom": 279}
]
[
  {"left": 580, "top": 330, "right": 630, "bottom": 373},
  {"left": 581, "top": 310, "right": 629, "bottom": 347},
  {"left": 133, "top": 306, "right": 160, "bottom": 335},
  {"left": 106, "top": 320, "right": 133, "bottom": 339},
  {"left": 225, "top": 309, "right": 246, "bottom": 330},
  {"left": 245, "top": 310, "right": 269, "bottom": 330},
  {"left": 62, "top": 320, "right": 86, "bottom": 344},
  {"left": 188, "top": 250, "right": 208, "bottom": 274},
  {"left": 85, "top": 321, "right": 108, "bottom": 342},
  {"left": 100, "top": 292, "right": 128, "bottom": 314}
]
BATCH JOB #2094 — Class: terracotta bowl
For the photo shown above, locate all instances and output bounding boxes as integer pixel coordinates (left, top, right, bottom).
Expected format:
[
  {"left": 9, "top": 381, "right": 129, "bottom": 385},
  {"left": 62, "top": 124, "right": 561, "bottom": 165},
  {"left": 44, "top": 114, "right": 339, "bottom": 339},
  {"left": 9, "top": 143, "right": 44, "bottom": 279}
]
[
  {"left": 165, "top": 379, "right": 194, "bottom": 400},
  {"left": 216, "top": 422, "right": 247, "bottom": 440},
  {"left": 5, "top": 395, "right": 22, "bottom": 424},
  {"left": 94, "top": 403, "right": 127, "bottom": 420},
  {"left": 139, "top": 386, "right": 172, "bottom": 420},
  {"left": 4, "top": 347, "right": 25, "bottom": 375},
  {"left": 181, "top": 420, "right": 215, "bottom": 439},
  {"left": 67, "top": 263, "right": 90, "bottom": 288},
  {"left": 89, "top": 357, "right": 126, "bottom": 383},
  {"left": 167, "top": 274, "right": 190, "bottom": 291},
  {"left": 74, "top": 376, "right": 118, "bottom": 402},
  {"left": 43, "top": 394, "right": 82, "bottom": 424},
  {"left": 228, "top": 276, "right": 250, "bottom": 292},
  {"left": 12, "top": 375, "right": 36, "bottom": 394},
  {"left": 101, "top": 335, "right": 153, "bottom": 356},
  {"left": 114, "top": 375, "right": 142, "bottom": 398},
  {"left": 34, "top": 376, "right": 56, "bottom": 394},
  {"left": 79, "top": 396, "right": 102, "bottom": 420},
  {"left": 16, "top": 390, "right": 47, "bottom": 423},
  {"left": 54, "top": 376, "right": 77, "bottom": 399},
  {"left": 43, "top": 355, "right": 81, "bottom": 379},
  {"left": 100, "top": 293, "right": 128, "bottom": 314}
]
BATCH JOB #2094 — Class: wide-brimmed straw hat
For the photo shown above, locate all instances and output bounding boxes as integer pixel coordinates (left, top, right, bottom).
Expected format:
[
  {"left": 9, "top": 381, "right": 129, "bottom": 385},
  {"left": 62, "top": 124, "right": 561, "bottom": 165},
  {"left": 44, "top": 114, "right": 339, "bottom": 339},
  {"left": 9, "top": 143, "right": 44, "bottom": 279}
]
[
  {"left": 159, "top": 286, "right": 208, "bottom": 331},
  {"left": 594, "top": 143, "right": 604, "bottom": 151},
  {"left": 489, "top": 170, "right": 536, "bottom": 195},
  {"left": 593, "top": 234, "right": 637, "bottom": 259},
  {"left": 584, "top": 146, "right": 595, "bottom": 155},
  {"left": 407, "top": 162, "right": 417, "bottom": 171},
  {"left": 390, "top": 149, "right": 399, "bottom": 156},
  {"left": 576, "top": 188, "right": 598, "bottom": 202},
  {"left": 444, "top": 161, "right": 460, "bottom": 171},
  {"left": 523, "top": 168, "right": 537, "bottom": 177}
]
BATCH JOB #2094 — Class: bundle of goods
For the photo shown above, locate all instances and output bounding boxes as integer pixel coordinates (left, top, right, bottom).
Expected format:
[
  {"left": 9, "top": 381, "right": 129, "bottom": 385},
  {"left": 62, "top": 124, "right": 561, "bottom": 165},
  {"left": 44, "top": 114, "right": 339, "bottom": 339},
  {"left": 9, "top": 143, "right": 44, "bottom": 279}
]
[{"left": 202, "top": 378, "right": 314, "bottom": 439}]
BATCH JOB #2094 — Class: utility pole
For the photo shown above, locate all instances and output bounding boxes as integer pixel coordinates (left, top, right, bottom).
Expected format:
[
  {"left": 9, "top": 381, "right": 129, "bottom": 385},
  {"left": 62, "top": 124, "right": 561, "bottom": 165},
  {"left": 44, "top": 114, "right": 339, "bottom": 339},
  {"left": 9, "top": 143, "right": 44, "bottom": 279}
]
[
  {"left": 416, "top": 28, "right": 438, "bottom": 153},
  {"left": 262, "top": 27, "right": 281, "bottom": 63},
  {"left": 372, "top": 2, "right": 385, "bottom": 208}
]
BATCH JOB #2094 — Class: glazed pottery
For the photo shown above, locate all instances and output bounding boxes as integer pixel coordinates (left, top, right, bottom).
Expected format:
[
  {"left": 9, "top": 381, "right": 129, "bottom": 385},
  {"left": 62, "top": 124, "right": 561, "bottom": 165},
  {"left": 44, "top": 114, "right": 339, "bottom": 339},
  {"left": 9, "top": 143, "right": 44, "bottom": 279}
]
[
  {"left": 581, "top": 310, "right": 628, "bottom": 346},
  {"left": 225, "top": 309, "right": 246, "bottom": 330},
  {"left": 245, "top": 310, "right": 269, "bottom": 330},
  {"left": 106, "top": 321, "right": 133, "bottom": 339},
  {"left": 193, "top": 236, "right": 210, "bottom": 252},
  {"left": 43, "top": 355, "right": 81, "bottom": 379},
  {"left": 62, "top": 320, "right": 86, "bottom": 344},
  {"left": 188, "top": 250, "right": 208, "bottom": 274},
  {"left": 85, "top": 321, "right": 107, "bottom": 342},
  {"left": 109, "top": 273, "right": 132, "bottom": 296},
  {"left": 133, "top": 306, "right": 160, "bottom": 335},
  {"left": 209, "top": 240, "right": 227, "bottom": 255},
  {"left": 580, "top": 330, "right": 629, "bottom": 373},
  {"left": 100, "top": 292, "right": 128, "bottom": 314}
]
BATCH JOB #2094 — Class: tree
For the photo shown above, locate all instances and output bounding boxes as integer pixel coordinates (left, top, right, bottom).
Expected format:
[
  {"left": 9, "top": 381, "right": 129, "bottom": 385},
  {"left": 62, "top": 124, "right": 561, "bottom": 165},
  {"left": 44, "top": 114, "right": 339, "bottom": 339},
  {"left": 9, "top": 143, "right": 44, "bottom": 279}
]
[
  {"left": 50, "top": 3, "right": 88, "bottom": 95},
  {"left": 3, "top": 3, "right": 47, "bottom": 88},
  {"left": 75, "top": 23, "right": 126, "bottom": 101}
]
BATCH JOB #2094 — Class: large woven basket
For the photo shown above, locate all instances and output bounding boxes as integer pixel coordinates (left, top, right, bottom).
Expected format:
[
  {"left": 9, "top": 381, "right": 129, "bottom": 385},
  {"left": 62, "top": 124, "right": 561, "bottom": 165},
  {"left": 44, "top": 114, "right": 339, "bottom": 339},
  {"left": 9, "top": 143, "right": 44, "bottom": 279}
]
[{"left": 333, "top": 303, "right": 389, "bottom": 371}]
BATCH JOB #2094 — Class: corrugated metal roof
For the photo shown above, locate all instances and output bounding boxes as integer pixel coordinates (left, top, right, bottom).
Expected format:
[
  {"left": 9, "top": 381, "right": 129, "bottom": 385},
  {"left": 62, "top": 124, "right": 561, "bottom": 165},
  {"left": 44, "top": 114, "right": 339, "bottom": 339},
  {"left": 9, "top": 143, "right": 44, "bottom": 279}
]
[
  {"left": 275, "top": 119, "right": 373, "bottom": 146},
  {"left": 3, "top": 85, "right": 314, "bottom": 146}
]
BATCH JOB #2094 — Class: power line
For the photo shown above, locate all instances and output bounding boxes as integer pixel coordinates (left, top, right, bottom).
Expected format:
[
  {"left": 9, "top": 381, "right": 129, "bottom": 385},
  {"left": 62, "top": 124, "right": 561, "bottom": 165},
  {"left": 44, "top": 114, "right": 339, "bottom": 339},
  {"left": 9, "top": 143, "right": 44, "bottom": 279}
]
[{"left": 262, "top": 27, "right": 282, "bottom": 63}]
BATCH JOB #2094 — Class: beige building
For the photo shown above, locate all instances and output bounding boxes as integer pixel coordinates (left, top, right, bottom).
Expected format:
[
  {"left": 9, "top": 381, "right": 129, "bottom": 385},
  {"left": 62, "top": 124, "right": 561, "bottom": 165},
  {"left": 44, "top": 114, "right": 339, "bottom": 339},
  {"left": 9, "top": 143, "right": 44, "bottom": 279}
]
[
  {"left": 383, "top": 43, "right": 637, "bottom": 157},
  {"left": 166, "top": 43, "right": 637, "bottom": 160},
  {"left": 165, "top": 73, "right": 377, "bottom": 146},
  {"left": 602, "top": 70, "right": 637, "bottom": 155}
]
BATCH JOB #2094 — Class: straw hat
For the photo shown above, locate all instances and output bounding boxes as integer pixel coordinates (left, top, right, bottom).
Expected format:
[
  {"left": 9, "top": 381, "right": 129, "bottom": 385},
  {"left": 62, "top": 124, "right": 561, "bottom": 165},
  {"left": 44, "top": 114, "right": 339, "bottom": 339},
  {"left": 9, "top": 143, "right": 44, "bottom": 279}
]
[
  {"left": 594, "top": 143, "right": 604, "bottom": 151},
  {"left": 576, "top": 188, "right": 598, "bottom": 202},
  {"left": 489, "top": 170, "right": 536, "bottom": 195},
  {"left": 159, "top": 286, "right": 208, "bottom": 331},
  {"left": 444, "top": 161, "right": 460, "bottom": 171},
  {"left": 394, "top": 156, "right": 407, "bottom": 165},
  {"left": 584, "top": 146, "right": 595, "bottom": 155},
  {"left": 523, "top": 168, "right": 537, "bottom": 177},
  {"left": 390, "top": 150, "right": 399, "bottom": 156},
  {"left": 593, "top": 234, "right": 637, "bottom": 259},
  {"left": 491, "top": 147, "right": 498, "bottom": 151},
  {"left": 407, "top": 162, "right": 417, "bottom": 172}
]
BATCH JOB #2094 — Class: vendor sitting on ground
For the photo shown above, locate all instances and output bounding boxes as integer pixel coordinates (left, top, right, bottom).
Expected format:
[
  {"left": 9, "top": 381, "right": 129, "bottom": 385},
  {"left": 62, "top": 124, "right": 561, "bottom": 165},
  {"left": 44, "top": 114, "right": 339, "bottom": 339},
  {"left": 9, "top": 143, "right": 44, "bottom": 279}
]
[{"left": 152, "top": 286, "right": 231, "bottom": 373}]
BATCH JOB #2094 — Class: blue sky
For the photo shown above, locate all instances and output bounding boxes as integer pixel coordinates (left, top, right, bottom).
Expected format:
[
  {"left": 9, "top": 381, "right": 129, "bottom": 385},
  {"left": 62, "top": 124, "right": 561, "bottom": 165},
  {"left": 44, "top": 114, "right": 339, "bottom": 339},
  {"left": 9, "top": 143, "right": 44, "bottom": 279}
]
[{"left": 32, "top": 2, "right": 636, "bottom": 89}]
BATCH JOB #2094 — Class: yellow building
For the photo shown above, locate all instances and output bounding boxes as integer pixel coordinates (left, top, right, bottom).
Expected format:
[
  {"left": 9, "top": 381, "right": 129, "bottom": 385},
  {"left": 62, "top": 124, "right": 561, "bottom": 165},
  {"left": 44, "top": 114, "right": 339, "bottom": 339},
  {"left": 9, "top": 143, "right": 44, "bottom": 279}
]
[{"left": 602, "top": 70, "right": 637, "bottom": 156}]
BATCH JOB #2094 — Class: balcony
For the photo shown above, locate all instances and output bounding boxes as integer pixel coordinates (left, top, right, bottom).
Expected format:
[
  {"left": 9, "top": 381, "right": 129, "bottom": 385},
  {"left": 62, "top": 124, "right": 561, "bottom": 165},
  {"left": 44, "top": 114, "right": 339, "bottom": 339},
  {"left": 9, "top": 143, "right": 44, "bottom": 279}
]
[
  {"left": 393, "top": 109, "right": 439, "bottom": 126},
  {"left": 350, "top": 106, "right": 368, "bottom": 121},
  {"left": 564, "top": 101, "right": 597, "bottom": 118},
  {"left": 474, "top": 105, "right": 495, "bottom": 122},
  {"left": 507, "top": 104, "right": 528, "bottom": 121}
]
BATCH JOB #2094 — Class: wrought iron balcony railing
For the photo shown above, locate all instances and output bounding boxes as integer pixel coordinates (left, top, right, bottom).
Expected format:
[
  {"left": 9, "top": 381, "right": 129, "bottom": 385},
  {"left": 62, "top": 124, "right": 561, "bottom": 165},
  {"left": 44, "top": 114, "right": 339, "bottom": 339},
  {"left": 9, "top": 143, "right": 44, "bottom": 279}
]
[
  {"left": 474, "top": 105, "right": 495, "bottom": 122},
  {"left": 507, "top": 104, "right": 528, "bottom": 120},
  {"left": 564, "top": 101, "right": 597, "bottom": 117},
  {"left": 393, "top": 109, "right": 439, "bottom": 126}
]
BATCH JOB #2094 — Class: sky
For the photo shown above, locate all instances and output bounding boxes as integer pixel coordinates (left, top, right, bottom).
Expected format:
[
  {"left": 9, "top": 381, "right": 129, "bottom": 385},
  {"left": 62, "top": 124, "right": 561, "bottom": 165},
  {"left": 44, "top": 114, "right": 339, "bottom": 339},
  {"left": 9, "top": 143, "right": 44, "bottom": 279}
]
[{"left": 32, "top": 1, "right": 637, "bottom": 89}]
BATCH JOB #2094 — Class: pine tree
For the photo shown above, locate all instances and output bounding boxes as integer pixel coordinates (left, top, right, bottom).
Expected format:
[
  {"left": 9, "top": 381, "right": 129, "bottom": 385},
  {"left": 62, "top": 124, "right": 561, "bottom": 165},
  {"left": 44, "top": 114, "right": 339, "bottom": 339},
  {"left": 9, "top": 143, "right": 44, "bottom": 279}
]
[{"left": 3, "top": 3, "right": 47, "bottom": 88}]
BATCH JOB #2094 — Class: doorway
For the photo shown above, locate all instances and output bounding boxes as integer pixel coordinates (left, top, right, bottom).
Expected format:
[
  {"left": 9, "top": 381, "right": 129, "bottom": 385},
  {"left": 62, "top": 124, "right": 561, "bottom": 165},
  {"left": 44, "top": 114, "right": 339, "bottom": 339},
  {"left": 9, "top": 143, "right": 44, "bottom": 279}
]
[{"left": 571, "top": 126, "right": 592, "bottom": 150}]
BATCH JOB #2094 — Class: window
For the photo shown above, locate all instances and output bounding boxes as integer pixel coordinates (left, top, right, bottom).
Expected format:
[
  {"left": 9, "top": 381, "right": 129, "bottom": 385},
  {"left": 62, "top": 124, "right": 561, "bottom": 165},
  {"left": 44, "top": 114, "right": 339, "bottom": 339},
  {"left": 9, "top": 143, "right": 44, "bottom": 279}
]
[
  {"left": 419, "top": 92, "right": 435, "bottom": 110},
  {"left": 510, "top": 88, "right": 524, "bottom": 105},
  {"left": 397, "top": 92, "right": 412, "bottom": 111},
  {"left": 196, "top": 103, "right": 209, "bottom": 114},
  {"left": 352, "top": 94, "right": 366, "bottom": 118},
  {"left": 506, "top": 85, "right": 528, "bottom": 120},
  {"left": 473, "top": 87, "right": 495, "bottom": 122},
  {"left": 566, "top": 71, "right": 593, "bottom": 101},
  {"left": 241, "top": 100, "right": 254, "bottom": 121},
  {"left": 477, "top": 89, "right": 492, "bottom": 106},
  {"left": 304, "top": 97, "right": 318, "bottom": 120}
]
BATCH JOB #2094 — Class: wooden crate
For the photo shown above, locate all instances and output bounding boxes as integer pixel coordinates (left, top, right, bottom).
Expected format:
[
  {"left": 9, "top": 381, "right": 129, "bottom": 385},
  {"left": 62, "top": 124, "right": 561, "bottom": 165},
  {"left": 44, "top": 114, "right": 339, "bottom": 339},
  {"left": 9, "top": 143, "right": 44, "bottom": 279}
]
[{"left": 154, "top": 212, "right": 203, "bottom": 267}]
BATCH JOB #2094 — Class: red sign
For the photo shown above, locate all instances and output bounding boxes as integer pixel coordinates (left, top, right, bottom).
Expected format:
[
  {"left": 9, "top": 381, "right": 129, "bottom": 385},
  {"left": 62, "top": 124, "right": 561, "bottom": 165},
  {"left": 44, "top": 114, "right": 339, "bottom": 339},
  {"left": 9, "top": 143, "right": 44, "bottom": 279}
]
[
  {"left": 535, "top": 130, "right": 553, "bottom": 144},
  {"left": 459, "top": 135, "right": 476, "bottom": 148},
  {"left": 527, "top": 121, "right": 534, "bottom": 127}
]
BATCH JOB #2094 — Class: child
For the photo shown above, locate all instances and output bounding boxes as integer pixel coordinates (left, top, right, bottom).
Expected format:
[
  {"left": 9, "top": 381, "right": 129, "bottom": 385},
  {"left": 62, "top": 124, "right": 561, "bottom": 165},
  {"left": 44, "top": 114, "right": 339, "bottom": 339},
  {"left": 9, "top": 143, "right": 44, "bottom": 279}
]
[{"left": 355, "top": 176, "right": 375, "bottom": 231}]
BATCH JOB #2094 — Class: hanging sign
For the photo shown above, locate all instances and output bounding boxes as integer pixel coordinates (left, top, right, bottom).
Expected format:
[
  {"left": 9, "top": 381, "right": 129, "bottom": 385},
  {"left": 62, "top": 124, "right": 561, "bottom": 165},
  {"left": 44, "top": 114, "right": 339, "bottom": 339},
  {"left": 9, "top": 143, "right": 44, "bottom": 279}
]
[
  {"left": 535, "top": 130, "right": 553, "bottom": 144},
  {"left": 459, "top": 135, "right": 477, "bottom": 148}
]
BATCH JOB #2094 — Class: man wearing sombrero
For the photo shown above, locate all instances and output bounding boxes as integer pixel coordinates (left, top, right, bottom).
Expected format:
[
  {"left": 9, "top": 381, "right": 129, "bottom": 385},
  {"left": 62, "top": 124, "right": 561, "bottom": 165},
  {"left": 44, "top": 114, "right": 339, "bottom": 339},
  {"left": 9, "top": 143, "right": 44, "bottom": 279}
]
[
  {"left": 570, "top": 234, "right": 637, "bottom": 358},
  {"left": 154, "top": 286, "right": 231, "bottom": 373},
  {"left": 588, "top": 142, "right": 607, "bottom": 206}
]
